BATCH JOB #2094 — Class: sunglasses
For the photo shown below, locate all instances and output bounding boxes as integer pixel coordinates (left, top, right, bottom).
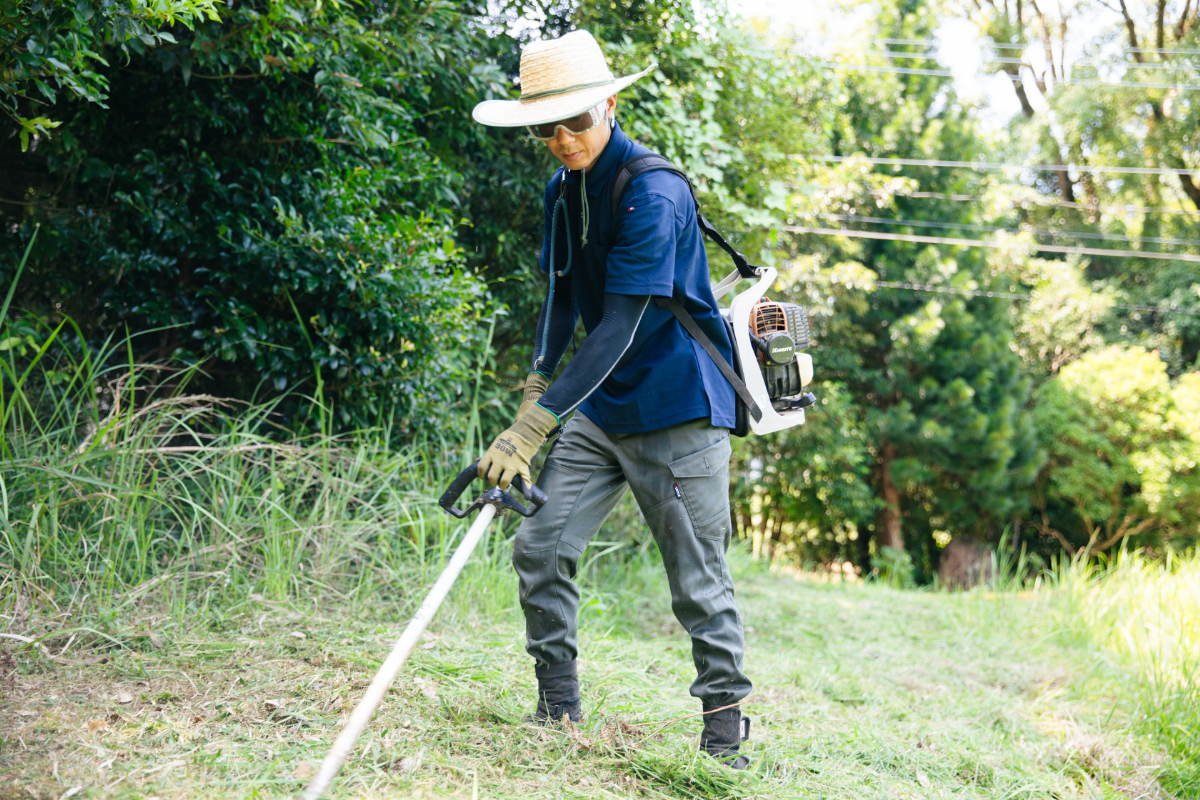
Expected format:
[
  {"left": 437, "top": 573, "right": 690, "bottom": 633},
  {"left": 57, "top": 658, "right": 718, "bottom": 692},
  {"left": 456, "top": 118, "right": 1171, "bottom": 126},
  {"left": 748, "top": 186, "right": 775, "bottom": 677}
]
[{"left": 527, "top": 104, "right": 608, "bottom": 141}]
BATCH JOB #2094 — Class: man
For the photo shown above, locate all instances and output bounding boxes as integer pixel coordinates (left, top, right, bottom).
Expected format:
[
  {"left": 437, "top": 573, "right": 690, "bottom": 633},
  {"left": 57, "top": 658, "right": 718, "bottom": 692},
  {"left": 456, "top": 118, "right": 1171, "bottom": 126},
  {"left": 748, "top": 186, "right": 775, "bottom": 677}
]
[{"left": 471, "top": 30, "right": 751, "bottom": 769}]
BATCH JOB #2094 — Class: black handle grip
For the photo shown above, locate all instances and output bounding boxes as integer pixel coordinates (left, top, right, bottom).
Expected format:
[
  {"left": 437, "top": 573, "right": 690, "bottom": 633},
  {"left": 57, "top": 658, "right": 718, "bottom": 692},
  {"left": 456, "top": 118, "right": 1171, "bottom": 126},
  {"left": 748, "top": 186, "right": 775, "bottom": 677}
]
[
  {"left": 438, "top": 461, "right": 483, "bottom": 514},
  {"left": 438, "top": 459, "right": 549, "bottom": 519}
]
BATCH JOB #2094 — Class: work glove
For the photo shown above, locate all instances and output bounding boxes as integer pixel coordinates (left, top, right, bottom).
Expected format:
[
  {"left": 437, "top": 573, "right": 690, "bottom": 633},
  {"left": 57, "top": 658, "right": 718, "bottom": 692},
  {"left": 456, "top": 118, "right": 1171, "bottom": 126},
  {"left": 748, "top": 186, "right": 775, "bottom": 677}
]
[
  {"left": 478, "top": 402, "right": 559, "bottom": 490},
  {"left": 519, "top": 372, "right": 550, "bottom": 418}
]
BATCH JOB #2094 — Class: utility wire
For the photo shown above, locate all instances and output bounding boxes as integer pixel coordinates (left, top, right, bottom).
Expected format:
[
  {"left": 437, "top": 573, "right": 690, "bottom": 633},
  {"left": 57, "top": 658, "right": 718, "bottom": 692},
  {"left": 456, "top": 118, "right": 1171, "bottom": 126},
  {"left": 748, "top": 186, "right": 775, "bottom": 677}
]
[
  {"left": 783, "top": 225, "right": 1200, "bottom": 263},
  {"left": 1070, "top": 61, "right": 1197, "bottom": 72},
  {"left": 815, "top": 61, "right": 1200, "bottom": 91},
  {"left": 874, "top": 38, "right": 1200, "bottom": 55},
  {"left": 798, "top": 154, "right": 1200, "bottom": 177},
  {"left": 830, "top": 49, "right": 1029, "bottom": 65},
  {"left": 827, "top": 50, "right": 1198, "bottom": 73},
  {"left": 814, "top": 213, "right": 1200, "bottom": 247},
  {"left": 876, "top": 38, "right": 1028, "bottom": 47},
  {"left": 1122, "top": 47, "right": 1200, "bottom": 55},
  {"left": 792, "top": 272, "right": 1029, "bottom": 299},
  {"left": 787, "top": 270, "right": 1198, "bottom": 314},
  {"left": 872, "top": 190, "right": 1200, "bottom": 216}
]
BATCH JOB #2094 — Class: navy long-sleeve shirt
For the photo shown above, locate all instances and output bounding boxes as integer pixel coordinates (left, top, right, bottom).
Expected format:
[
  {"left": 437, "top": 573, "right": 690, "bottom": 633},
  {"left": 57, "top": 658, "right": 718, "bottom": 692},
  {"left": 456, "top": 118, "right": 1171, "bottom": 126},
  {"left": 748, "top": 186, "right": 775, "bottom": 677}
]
[
  {"left": 531, "top": 121, "right": 735, "bottom": 433},
  {"left": 533, "top": 290, "right": 648, "bottom": 418}
]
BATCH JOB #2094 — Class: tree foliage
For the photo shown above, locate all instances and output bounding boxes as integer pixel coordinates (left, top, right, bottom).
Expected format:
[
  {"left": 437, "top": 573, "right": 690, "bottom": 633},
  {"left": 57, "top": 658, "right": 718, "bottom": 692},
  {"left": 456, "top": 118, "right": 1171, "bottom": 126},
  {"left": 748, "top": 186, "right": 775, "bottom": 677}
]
[
  {"left": 2, "top": 0, "right": 505, "bottom": 427},
  {"left": 0, "top": 0, "right": 220, "bottom": 147},
  {"left": 733, "top": 2, "right": 1041, "bottom": 579},
  {"left": 1032, "top": 346, "right": 1200, "bottom": 552},
  {"left": 3, "top": 0, "right": 1197, "bottom": 574},
  {"left": 959, "top": 0, "right": 1200, "bottom": 370}
]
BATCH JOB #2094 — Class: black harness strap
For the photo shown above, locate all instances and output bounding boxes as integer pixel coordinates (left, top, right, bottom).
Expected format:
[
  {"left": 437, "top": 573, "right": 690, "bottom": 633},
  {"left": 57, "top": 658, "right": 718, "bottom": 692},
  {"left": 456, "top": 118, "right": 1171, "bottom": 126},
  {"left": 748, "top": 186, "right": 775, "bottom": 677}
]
[
  {"left": 654, "top": 297, "right": 762, "bottom": 423},
  {"left": 610, "top": 151, "right": 764, "bottom": 428},
  {"left": 609, "top": 153, "right": 757, "bottom": 280}
]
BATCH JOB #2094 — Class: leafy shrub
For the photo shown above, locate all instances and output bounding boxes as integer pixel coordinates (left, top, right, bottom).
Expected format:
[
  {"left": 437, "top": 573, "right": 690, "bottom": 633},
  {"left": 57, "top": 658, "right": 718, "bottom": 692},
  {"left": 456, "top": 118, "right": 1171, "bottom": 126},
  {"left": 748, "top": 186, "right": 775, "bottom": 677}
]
[
  {"left": 871, "top": 545, "right": 915, "bottom": 588},
  {"left": 1032, "top": 346, "right": 1200, "bottom": 553},
  {"left": 0, "top": 0, "right": 219, "bottom": 146},
  {"left": 2, "top": 0, "right": 506, "bottom": 429}
]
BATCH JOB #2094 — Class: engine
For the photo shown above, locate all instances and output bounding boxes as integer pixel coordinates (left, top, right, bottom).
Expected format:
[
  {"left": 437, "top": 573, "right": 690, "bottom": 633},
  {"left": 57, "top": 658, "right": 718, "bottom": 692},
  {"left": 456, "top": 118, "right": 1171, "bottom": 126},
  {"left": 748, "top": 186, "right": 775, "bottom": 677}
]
[{"left": 750, "top": 300, "right": 815, "bottom": 411}]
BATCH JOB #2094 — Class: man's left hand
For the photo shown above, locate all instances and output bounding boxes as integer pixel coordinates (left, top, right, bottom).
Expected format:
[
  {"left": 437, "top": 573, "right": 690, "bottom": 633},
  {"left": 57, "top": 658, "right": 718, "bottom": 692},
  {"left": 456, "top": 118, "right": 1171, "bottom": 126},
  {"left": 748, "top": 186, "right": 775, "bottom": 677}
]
[{"left": 479, "top": 403, "right": 559, "bottom": 489}]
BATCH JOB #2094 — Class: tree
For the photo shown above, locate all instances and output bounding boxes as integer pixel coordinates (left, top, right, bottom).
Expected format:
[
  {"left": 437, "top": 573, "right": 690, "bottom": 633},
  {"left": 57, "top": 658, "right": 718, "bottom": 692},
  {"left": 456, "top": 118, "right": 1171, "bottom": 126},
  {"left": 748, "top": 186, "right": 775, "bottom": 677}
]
[
  {"left": 730, "top": 380, "right": 877, "bottom": 566},
  {"left": 956, "top": 0, "right": 1200, "bottom": 369},
  {"left": 1032, "top": 345, "right": 1200, "bottom": 553},
  {"left": 0, "top": 0, "right": 220, "bottom": 148},
  {"left": 1, "top": 0, "right": 506, "bottom": 428},
  {"left": 768, "top": 1, "right": 1041, "bottom": 579}
]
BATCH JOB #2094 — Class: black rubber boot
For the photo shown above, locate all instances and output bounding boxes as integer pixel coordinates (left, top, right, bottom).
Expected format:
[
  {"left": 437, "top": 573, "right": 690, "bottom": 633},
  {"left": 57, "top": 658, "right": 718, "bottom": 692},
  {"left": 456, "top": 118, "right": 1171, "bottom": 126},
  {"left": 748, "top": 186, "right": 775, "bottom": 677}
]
[
  {"left": 525, "top": 660, "right": 582, "bottom": 724},
  {"left": 700, "top": 704, "right": 750, "bottom": 769}
]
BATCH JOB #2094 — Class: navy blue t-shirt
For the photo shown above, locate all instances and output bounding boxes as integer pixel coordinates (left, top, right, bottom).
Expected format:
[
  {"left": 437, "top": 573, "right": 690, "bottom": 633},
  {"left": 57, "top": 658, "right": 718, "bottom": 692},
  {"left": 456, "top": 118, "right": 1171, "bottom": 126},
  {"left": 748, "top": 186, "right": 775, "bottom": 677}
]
[{"left": 537, "top": 123, "right": 736, "bottom": 433}]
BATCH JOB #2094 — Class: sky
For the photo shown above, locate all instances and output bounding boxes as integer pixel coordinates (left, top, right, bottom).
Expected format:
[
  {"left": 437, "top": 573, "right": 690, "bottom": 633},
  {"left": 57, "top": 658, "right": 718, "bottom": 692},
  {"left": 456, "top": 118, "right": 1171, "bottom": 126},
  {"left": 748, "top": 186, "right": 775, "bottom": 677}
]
[{"left": 729, "top": 0, "right": 1139, "bottom": 131}]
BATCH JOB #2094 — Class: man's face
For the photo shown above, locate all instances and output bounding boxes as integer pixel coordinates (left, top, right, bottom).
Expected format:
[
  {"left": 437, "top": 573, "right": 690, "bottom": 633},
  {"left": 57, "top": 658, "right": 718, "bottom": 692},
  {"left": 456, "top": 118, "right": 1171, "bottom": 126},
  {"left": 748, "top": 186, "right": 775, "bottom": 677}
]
[{"left": 546, "top": 96, "right": 617, "bottom": 172}]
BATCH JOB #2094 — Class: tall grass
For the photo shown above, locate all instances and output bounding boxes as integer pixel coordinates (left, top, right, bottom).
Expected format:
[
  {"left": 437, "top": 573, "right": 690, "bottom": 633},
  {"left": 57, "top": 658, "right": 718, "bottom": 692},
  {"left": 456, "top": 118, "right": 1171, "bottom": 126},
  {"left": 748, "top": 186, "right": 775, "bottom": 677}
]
[
  {"left": 0, "top": 309, "right": 533, "bottom": 640},
  {"left": 0, "top": 304, "right": 660, "bottom": 650},
  {"left": 1042, "top": 550, "right": 1200, "bottom": 794}
]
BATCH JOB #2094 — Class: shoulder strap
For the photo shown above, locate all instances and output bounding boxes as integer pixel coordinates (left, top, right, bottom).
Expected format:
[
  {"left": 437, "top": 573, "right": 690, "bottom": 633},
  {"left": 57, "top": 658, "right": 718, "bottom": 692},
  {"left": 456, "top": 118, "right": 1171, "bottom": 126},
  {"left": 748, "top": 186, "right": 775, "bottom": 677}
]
[
  {"left": 610, "top": 153, "right": 757, "bottom": 280},
  {"left": 655, "top": 297, "right": 762, "bottom": 423},
  {"left": 610, "top": 153, "right": 689, "bottom": 217}
]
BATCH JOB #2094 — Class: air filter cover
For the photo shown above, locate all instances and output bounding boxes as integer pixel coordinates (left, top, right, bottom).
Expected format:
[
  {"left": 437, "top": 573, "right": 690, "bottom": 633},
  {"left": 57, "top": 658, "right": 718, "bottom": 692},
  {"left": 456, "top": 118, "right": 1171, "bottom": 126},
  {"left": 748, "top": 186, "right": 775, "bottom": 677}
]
[{"left": 750, "top": 301, "right": 810, "bottom": 351}]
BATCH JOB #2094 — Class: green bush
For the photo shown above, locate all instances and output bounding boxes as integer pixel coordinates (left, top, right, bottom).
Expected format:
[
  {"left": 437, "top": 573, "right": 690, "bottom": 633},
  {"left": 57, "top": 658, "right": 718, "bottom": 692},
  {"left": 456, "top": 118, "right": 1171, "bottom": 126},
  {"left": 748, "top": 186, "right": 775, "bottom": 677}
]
[
  {"left": 0, "top": 0, "right": 219, "bottom": 146},
  {"left": 870, "top": 545, "right": 915, "bottom": 588},
  {"left": 2, "top": 0, "right": 505, "bottom": 428},
  {"left": 1032, "top": 346, "right": 1200, "bottom": 553}
]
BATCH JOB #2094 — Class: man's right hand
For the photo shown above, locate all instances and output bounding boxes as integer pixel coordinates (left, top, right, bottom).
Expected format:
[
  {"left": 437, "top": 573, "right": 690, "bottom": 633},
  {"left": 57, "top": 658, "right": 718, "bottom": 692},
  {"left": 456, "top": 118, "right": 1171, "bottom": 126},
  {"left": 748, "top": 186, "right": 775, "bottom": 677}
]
[
  {"left": 518, "top": 372, "right": 550, "bottom": 418},
  {"left": 478, "top": 402, "right": 559, "bottom": 489}
]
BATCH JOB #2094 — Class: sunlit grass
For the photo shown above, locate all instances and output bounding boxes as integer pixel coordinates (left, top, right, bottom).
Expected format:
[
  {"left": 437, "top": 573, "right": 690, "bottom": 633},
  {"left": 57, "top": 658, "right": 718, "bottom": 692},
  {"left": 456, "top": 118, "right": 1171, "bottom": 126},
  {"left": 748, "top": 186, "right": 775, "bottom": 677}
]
[
  {"left": 1043, "top": 550, "right": 1200, "bottom": 794},
  {"left": 1, "top": 313, "right": 1195, "bottom": 798}
]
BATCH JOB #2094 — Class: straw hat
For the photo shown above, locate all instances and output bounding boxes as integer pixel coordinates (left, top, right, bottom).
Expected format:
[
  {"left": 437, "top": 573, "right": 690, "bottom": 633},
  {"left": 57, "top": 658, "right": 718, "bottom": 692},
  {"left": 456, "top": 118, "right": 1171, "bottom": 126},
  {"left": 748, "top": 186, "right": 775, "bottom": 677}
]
[{"left": 473, "top": 31, "right": 652, "bottom": 128}]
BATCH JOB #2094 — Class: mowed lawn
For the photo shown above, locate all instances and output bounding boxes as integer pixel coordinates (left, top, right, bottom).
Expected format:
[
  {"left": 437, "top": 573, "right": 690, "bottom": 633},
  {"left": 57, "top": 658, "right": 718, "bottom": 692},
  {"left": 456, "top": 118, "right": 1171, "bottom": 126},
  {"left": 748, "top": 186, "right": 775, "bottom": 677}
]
[{"left": 1, "top": 559, "right": 1171, "bottom": 799}]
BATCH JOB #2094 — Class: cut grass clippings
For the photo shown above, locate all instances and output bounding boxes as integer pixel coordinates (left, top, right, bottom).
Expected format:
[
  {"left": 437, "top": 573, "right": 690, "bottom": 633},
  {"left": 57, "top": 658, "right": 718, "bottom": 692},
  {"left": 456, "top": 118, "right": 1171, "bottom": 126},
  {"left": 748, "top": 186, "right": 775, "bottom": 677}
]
[{"left": 0, "top": 559, "right": 1180, "bottom": 799}]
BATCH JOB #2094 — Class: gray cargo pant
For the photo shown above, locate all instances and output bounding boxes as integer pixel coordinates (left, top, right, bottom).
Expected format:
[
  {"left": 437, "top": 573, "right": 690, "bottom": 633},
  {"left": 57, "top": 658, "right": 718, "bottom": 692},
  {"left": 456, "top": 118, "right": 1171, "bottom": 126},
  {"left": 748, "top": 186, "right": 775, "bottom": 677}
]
[{"left": 513, "top": 413, "right": 752, "bottom": 706}]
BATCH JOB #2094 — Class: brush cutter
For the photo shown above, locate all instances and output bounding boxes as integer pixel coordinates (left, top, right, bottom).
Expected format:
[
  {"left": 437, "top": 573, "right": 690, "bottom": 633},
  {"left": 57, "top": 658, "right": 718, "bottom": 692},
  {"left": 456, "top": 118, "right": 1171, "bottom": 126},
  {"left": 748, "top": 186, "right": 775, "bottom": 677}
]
[{"left": 301, "top": 463, "right": 547, "bottom": 800}]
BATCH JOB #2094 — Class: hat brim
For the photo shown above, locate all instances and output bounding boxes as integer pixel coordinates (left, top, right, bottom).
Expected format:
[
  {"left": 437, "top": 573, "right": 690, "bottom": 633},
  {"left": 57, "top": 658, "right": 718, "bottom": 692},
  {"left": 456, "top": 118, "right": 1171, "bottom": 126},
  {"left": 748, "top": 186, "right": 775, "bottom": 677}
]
[{"left": 472, "top": 67, "right": 653, "bottom": 128}]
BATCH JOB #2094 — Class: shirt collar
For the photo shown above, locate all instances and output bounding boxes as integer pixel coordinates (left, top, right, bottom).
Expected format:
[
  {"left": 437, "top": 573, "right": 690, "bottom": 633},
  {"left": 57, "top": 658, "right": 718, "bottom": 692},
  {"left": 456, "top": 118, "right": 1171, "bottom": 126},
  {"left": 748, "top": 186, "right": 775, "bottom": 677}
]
[{"left": 561, "top": 121, "right": 630, "bottom": 196}]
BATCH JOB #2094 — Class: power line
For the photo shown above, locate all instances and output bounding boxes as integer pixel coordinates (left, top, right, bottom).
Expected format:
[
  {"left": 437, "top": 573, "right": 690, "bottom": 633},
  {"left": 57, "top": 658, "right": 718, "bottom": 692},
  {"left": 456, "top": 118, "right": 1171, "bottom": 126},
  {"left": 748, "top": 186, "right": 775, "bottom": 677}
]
[
  {"left": 816, "top": 61, "right": 1200, "bottom": 91},
  {"left": 830, "top": 49, "right": 1029, "bottom": 65},
  {"left": 792, "top": 272, "right": 1030, "bottom": 299},
  {"left": 815, "top": 213, "right": 1200, "bottom": 247},
  {"left": 833, "top": 50, "right": 1197, "bottom": 73},
  {"left": 788, "top": 270, "right": 1198, "bottom": 314},
  {"left": 876, "top": 38, "right": 1027, "bottom": 48},
  {"left": 1078, "top": 61, "right": 1200, "bottom": 72},
  {"left": 870, "top": 190, "right": 1200, "bottom": 216},
  {"left": 874, "top": 38, "right": 1200, "bottom": 55},
  {"left": 798, "top": 154, "right": 1200, "bottom": 177},
  {"left": 783, "top": 225, "right": 1200, "bottom": 263},
  {"left": 1109, "top": 46, "right": 1200, "bottom": 55}
]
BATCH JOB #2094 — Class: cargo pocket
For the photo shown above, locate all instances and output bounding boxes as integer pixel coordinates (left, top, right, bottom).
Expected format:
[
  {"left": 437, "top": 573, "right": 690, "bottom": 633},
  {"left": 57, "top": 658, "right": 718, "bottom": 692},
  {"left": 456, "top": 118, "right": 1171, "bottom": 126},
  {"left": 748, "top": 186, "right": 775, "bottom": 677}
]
[{"left": 668, "top": 436, "right": 732, "bottom": 542}]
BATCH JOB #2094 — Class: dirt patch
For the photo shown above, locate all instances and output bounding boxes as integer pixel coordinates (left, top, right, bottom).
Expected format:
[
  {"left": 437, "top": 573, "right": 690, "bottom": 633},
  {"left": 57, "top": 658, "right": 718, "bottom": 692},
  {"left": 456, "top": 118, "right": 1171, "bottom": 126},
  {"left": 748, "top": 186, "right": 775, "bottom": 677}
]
[{"left": 0, "top": 650, "right": 16, "bottom": 698}]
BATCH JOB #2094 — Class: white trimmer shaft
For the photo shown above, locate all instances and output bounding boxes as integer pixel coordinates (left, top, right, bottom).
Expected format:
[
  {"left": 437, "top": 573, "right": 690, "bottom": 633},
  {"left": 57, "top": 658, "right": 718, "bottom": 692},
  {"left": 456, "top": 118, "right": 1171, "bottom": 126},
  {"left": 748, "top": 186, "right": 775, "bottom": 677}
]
[{"left": 302, "top": 503, "right": 498, "bottom": 799}]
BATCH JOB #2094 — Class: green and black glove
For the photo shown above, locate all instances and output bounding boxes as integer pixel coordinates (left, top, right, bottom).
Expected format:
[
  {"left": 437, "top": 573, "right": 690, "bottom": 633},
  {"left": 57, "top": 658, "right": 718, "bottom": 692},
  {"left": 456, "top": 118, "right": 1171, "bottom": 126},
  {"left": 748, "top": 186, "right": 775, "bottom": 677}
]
[
  {"left": 478, "top": 402, "right": 559, "bottom": 490},
  {"left": 519, "top": 372, "right": 550, "bottom": 418}
]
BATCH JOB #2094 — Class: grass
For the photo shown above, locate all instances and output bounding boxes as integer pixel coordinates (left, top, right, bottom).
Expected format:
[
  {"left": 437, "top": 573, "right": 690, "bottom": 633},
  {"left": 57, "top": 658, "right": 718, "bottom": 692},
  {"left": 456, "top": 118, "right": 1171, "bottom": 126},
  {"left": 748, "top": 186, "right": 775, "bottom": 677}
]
[
  {"left": 1042, "top": 551, "right": 1200, "bottom": 795},
  {"left": 0, "top": 318, "right": 1194, "bottom": 798},
  {"left": 1, "top": 534, "right": 1189, "bottom": 800}
]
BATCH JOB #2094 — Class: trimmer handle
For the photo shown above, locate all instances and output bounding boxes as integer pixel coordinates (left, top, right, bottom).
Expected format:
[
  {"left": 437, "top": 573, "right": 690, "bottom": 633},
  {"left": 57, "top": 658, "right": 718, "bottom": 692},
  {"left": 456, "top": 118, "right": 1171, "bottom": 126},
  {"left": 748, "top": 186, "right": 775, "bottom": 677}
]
[{"left": 438, "top": 459, "right": 549, "bottom": 519}]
